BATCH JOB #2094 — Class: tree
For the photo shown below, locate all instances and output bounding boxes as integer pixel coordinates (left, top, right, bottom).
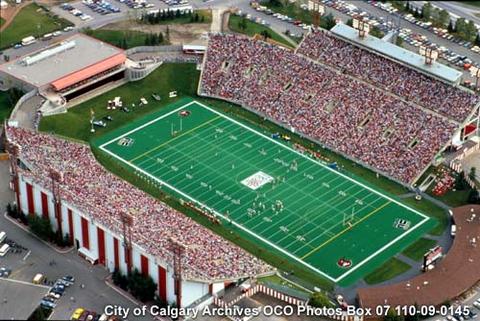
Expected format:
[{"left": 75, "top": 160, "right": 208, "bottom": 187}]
[
  {"left": 413, "top": 8, "right": 420, "bottom": 18},
  {"left": 158, "top": 32, "right": 164, "bottom": 44},
  {"left": 385, "top": 308, "right": 404, "bottom": 321},
  {"left": 468, "top": 188, "right": 480, "bottom": 204},
  {"left": 421, "top": 2, "right": 432, "bottom": 20},
  {"left": 6, "top": 203, "right": 15, "bottom": 217},
  {"left": 396, "top": 36, "right": 404, "bottom": 47},
  {"left": 268, "top": 0, "right": 282, "bottom": 6},
  {"left": 121, "top": 37, "right": 128, "bottom": 49},
  {"left": 456, "top": 18, "right": 467, "bottom": 39},
  {"left": 455, "top": 172, "right": 468, "bottom": 190},
  {"left": 152, "top": 33, "right": 158, "bottom": 45},
  {"left": 466, "top": 20, "right": 477, "bottom": 41},
  {"left": 309, "top": 292, "right": 334, "bottom": 308},
  {"left": 438, "top": 9, "right": 450, "bottom": 27},
  {"left": 475, "top": 34, "right": 480, "bottom": 46},
  {"left": 469, "top": 167, "right": 477, "bottom": 181},
  {"left": 405, "top": 303, "right": 420, "bottom": 321},
  {"left": 166, "top": 26, "right": 170, "bottom": 42},
  {"left": 27, "top": 215, "right": 54, "bottom": 241},
  {"left": 370, "top": 26, "right": 384, "bottom": 39},
  {"left": 260, "top": 30, "right": 272, "bottom": 40},
  {"left": 238, "top": 17, "right": 248, "bottom": 31},
  {"left": 346, "top": 18, "right": 353, "bottom": 27},
  {"left": 320, "top": 13, "right": 336, "bottom": 30},
  {"left": 112, "top": 269, "right": 129, "bottom": 290},
  {"left": 447, "top": 20, "right": 455, "bottom": 33},
  {"left": 127, "top": 269, "right": 156, "bottom": 302}
]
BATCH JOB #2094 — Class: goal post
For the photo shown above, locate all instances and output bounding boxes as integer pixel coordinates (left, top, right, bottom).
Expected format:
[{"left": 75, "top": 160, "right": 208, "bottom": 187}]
[{"left": 343, "top": 206, "right": 356, "bottom": 226}]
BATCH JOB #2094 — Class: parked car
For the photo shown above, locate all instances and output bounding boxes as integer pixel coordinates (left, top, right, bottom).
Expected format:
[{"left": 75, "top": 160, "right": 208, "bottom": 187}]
[
  {"left": 71, "top": 308, "right": 85, "bottom": 320},
  {"left": 42, "top": 296, "right": 56, "bottom": 303},
  {"left": 40, "top": 300, "right": 57, "bottom": 309},
  {"left": 47, "top": 291, "right": 61, "bottom": 299},
  {"left": 62, "top": 275, "right": 75, "bottom": 283}
]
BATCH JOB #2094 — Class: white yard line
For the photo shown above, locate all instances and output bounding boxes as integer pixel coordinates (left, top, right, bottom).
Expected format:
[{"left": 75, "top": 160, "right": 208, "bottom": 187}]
[{"left": 100, "top": 100, "right": 431, "bottom": 283}]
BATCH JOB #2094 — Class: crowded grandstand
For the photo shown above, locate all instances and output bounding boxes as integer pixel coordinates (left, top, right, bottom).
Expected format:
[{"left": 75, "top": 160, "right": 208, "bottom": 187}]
[
  {"left": 6, "top": 126, "right": 272, "bottom": 282},
  {"left": 198, "top": 32, "right": 480, "bottom": 185}
]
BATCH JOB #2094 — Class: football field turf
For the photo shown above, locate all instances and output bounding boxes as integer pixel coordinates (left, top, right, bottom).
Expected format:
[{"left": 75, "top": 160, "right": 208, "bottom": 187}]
[{"left": 96, "top": 98, "right": 436, "bottom": 286}]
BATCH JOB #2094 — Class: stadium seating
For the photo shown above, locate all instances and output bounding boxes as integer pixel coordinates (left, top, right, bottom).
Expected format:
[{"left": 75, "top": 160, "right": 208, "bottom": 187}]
[
  {"left": 296, "top": 29, "right": 479, "bottom": 122},
  {"left": 7, "top": 127, "right": 272, "bottom": 280},
  {"left": 199, "top": 34, "right": 460, "bottom": 184}
]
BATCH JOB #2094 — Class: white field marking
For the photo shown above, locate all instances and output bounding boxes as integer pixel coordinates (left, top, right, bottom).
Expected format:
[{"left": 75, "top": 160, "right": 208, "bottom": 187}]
[
  {"left": 100, "top": 145, "right": 337, "bottom": 281},
  {"left": 23, "top": 250, "right": 31, "bottom": 261},
  {"left": 274, "top": 187, "right": 374, "bottom": 247},
  {"left": 99, "top": 101, "right": 197, "bottom": 148},
  {"left": 335, "top": 216, "right": 430, "bottom": 282},
  {"left": 194, "top": 100, "right": 429, "bottom": 220},
  {"left": 100, "top": 100, "right": 430, "bottom": 282}
]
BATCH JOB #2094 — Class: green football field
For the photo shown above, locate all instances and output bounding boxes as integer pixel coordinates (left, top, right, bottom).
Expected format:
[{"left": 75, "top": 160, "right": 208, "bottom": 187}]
[{"left": 96, "top": 98, "right": 436, "bottom": 286}]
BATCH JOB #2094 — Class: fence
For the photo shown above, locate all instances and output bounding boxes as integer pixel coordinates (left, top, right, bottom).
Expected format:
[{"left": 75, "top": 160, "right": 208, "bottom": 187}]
[
  {"left": 125, "top": 45, "right": 183, "bottom": 55},
  {"left": 212, "top": 284, "right": 362, "bottom": 321},
  {"left": 213, "top": 284, "right": 307, "bottom": 308}
]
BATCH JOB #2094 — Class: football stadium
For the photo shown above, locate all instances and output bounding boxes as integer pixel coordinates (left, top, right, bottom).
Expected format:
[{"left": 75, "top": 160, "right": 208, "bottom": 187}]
[
  {"left": 96, "top": 98, "right": 435, "bottom": 286},
  {"left": 4, "top": 9, "right": 480, "bottom": 314}
]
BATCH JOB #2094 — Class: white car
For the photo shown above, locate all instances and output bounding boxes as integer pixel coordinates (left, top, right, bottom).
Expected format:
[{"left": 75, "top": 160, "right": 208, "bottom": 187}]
[
  {"left": 451, "top": 224, "right": 457, "bottom": 236},
  {"left": 47, "top": 292, "right": 61, "bottom": 300},
  {"left": 473, "top": 300, "right": 480, "bottom": 310}
]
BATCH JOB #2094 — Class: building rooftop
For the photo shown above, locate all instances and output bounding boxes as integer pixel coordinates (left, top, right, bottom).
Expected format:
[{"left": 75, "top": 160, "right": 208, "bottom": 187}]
[
  {"left": 0, "top": 278, "right": 49, "bottom": 320},
  {"left": 331, "top": 24, "right": 462, "bottom": 84},
  {"left": 0, "top": 34, "right": 124, "bottom": 89}
]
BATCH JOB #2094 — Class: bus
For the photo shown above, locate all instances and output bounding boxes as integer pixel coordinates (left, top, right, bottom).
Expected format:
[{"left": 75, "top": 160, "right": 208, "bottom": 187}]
[
  {"left": 0, "top": 244, "right": 10, "bottom": 257},
  {"left": 21, "top": 36, "right": 37, "bottom": 46}
]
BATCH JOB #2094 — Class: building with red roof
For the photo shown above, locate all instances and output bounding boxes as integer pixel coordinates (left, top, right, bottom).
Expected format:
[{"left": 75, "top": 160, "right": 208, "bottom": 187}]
[{"left": 0, "top": 34, "right": 128, "bottom": 113}]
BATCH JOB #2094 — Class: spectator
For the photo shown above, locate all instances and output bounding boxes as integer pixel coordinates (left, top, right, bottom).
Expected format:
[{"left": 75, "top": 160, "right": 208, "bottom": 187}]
[{"left": 199, "top": 34, "right": 460, "bottom": 184}]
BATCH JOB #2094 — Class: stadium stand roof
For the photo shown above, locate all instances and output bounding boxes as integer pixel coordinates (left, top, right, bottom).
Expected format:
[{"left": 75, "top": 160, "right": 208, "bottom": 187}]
[
  {"left": 51, "top": 52, "right": 126, "bottom": 91},
  {"left": 0, "top": 34, "right": 125, "bottom": 89},
  {"left": 330, "top": 24, "right": 462, "bottom": 84}
]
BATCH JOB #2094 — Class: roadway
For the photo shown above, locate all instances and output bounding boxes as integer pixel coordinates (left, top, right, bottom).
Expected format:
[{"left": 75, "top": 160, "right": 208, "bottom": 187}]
[
  {"left": 412, "top": 1, "right": 480, "bottom": 25},
  {"left": 343, "top": 1, "right": 479, "bottom": 80}
]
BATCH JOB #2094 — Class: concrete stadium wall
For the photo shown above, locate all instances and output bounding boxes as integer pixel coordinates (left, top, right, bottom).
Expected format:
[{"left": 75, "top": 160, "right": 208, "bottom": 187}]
[
  {"left": 183, "top": 281, "right": 209, "bottom": 307},
  {"left": 13, "top": 171, "right": 214, "bottom": 307},
  {"left": 125, "top": 45, "right": 183, "bottom": 55}
]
